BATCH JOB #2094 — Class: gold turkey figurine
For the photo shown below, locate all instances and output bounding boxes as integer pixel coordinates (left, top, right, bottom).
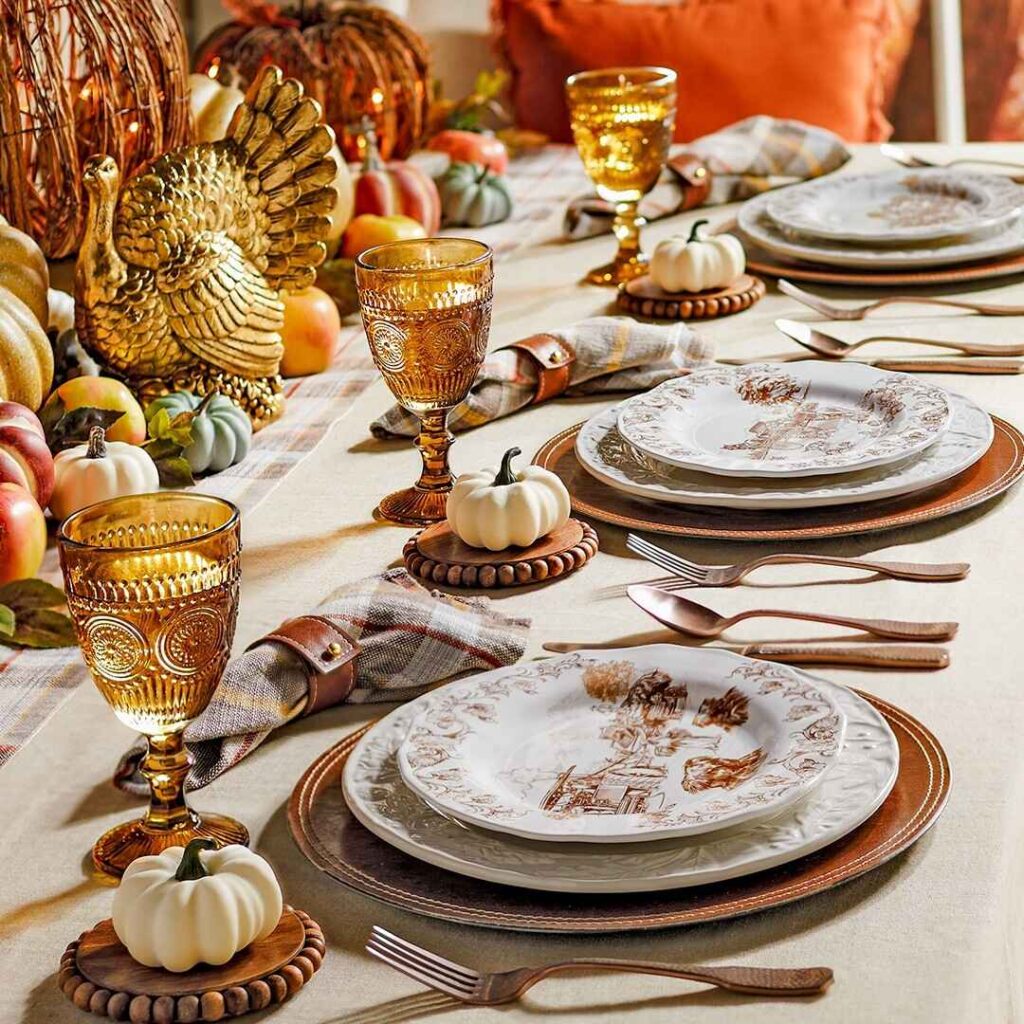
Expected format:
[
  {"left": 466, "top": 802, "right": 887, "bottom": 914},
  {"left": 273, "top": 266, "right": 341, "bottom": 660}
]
[{"left": 75, "top": 66, "right": 337, "bottom": 429}]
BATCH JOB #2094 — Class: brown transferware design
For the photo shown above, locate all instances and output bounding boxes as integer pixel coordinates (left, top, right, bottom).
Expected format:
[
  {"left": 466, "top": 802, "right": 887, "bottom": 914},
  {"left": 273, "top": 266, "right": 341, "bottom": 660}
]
[
  {"left": 693, "top": 686, "right": 751, "bottom": 729},
  {"left": 286, "top": 690, "right": 949, "bottom": 932},
  {"left": 57, "top": 908, "right": 325, "bottom": 1019},
  {"left": 365, "top": 925, "right": 832, "bottom": 1004},
  {"left": 681, "top": 748, "right": 766, "bottom": 793},
  {"left": 533, "top": 415, "right": 1024, "bottom": 541}
]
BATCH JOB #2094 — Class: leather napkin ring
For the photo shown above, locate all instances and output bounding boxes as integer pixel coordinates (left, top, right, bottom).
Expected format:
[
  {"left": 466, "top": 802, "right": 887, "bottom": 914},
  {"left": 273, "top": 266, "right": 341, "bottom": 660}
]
[
  {"left": 668, "top": 155, "right": 712, "bottom": 210},
  {"left": 507, "top": 334, "right": 575, "bottom": 404},
  {"left": 251, "top": 615, "right": 361, "bottom": 716}
]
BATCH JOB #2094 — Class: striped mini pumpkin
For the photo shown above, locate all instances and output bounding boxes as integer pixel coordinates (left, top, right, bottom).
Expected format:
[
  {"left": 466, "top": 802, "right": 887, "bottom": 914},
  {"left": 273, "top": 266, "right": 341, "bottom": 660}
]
[{"left": 350, "top": 134, "right": 441, "bottom": 235}]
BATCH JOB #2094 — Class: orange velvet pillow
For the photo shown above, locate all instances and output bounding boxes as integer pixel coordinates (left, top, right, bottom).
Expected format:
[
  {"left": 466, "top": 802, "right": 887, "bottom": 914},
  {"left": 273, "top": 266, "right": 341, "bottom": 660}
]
[{"left": 493, "top": 0, "right": 894, "bottom": 143}]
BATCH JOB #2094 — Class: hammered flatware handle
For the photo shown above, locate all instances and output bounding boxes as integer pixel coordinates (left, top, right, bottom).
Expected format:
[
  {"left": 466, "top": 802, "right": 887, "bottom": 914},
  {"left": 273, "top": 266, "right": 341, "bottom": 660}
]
[
  {"left": 527, "top": 960, "right": 833, "bottom": 997},
  {"left": 867, "top": 297, "right": 1024, "bottom": 317},
  {"left": 743, "top": 643, "right": 950, "bottom": 669},
  {"left": 724, "top": 609, "right": 958, "bottom": 641},
  {"left": 745, "top": 554, "right": 969, "bottom": 582},
  {"left": 870, "top": 358, "right": 1024, "bottom": 374},
  {"left": 864, "top": 335, "right": 1024, "bottom": 356}
]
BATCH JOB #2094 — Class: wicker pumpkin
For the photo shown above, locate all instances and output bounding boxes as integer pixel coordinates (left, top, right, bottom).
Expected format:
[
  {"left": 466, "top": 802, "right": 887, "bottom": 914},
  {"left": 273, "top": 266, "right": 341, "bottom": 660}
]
[
  {"left": 194, "top": 2, "right": 430, "bottom": 162},
  {"left": 0, "top": 0, "right": 191, "bottom": 259}
]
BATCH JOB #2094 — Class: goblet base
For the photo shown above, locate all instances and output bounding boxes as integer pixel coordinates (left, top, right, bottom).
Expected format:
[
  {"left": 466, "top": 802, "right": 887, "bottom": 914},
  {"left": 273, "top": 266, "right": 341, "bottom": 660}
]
[
  {"left": 91, "top": 811, "right": 250, "bottom": 878},
  {"left": 584, "top": 252, "right": 649, "bottom": 286},
  {"left": 375, "top": 485, "right": 450, "bottom": 527}
]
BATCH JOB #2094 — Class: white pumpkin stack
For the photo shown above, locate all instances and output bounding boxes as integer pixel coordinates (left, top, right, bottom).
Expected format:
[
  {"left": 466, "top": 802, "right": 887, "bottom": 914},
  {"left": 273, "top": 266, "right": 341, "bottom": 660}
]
[
  {"left": 113, "top": 839, "right": 283, "bottom": 973},
  {"left": 447, "top": 447, "right": 571, "bottom": 552}
]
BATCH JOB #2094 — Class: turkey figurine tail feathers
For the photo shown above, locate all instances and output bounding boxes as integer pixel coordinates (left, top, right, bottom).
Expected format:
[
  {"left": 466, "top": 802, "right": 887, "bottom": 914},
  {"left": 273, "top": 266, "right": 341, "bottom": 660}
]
[{"left": 227, "top": 66, "right": 337, "bottom": 293}]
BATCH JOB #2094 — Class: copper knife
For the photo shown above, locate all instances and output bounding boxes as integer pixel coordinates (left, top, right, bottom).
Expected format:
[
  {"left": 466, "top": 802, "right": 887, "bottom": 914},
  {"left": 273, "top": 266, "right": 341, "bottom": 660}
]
[
  {"left": 720, "top": 354, "right": 1023, "bottom": 374},
  {"left": 542, "top": 641, "right": 949, "bottom": 669}
]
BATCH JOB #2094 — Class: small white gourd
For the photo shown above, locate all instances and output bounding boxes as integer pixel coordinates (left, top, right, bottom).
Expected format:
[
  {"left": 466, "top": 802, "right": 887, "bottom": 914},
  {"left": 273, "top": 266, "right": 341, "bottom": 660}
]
[
  {"left": 50, "top": 426, "right": 159, "bottom": 520},
  {"left": 650, "top": 219, "right": 746, "bottom": 293},
  {"left": 112, "top": 839, "right": 284, "bottom": 973},
  {"left": 446, "top": 446, "right": 571, "bottom": 551}
]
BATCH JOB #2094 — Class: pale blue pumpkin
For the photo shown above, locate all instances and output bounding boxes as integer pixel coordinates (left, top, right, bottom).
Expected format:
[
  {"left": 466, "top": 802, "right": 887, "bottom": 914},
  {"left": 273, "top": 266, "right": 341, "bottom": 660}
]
[{"left": 146, "top": 391, "right": 252, "bottom": 474}]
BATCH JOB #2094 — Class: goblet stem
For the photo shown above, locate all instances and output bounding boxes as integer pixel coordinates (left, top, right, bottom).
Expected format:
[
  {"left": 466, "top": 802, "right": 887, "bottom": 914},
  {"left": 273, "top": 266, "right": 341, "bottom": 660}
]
[
  {"left": 414, "top": 408, "right": 455, "bottom": 494},
  {"left": 140, "top": 731, "right": 197, "bottom": 831},
  {"left": 585, "top": 200, "right": 648, "bottom": 286}
]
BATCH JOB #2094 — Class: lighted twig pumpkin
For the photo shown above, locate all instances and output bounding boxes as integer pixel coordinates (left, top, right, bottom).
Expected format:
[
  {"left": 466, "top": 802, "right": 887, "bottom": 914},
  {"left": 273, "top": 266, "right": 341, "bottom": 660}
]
[
  {"left": 194, "top": 1, "right": 431, "bottom": 162},
  {"left": 0, "top": 0, "right": 191, "bottom": 258}
]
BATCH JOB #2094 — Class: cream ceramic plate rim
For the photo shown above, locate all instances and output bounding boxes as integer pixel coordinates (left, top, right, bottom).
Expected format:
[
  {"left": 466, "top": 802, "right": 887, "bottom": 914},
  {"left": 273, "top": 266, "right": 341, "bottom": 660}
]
[
  {"left": 343, "top": 650, "right": 897, "bottom": 893},
  {"left": 575, "top": 391, "right": 993, "bottom": 510},
  {"left": 396, "top": 647, "right": 845, "bottom": 844},
  {"left": 615, "top": 363, "right": 952, "bottom": 479},
  {"left": 738, "top": 190, "right": 1024, "bottom": 269},
  {"left": 764, "top": 169, "right": 1024, "bottom": 245}
]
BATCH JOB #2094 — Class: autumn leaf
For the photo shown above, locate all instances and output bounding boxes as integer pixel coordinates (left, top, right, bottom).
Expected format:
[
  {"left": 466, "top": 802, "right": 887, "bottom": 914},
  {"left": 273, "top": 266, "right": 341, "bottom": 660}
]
[
  {"left": 0, "top": 579, "right": 67, "bottom": 610},
  {"left": 7, "top": 608, "right": 77, "bottom": 648}
]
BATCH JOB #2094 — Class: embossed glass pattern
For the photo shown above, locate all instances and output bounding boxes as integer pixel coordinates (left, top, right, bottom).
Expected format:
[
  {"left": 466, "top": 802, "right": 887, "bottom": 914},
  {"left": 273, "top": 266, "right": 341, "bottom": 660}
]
[
  {"left": 58, "top": 493, "right": 247, "bottom": 878},
  {"left": 356, "top": 238, "right": 493, "bottom": 525},
  {"left": 565, "top": 67, "right": 677, "bottom": 285}
]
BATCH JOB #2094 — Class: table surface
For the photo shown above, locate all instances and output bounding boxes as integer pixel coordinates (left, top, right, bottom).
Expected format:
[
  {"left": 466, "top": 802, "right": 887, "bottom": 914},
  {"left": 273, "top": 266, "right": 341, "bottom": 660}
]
[{"left": 4, "top": 144, "right": 1024, "bottom": 1024}]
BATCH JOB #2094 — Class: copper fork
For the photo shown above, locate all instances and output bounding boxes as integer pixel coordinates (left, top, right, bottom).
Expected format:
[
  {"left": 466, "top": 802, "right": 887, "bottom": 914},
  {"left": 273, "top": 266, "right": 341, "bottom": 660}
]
[
  {"left": 366, "top": 926, "right": 833, "bottom": 1005},
  {"left": 626, "top": 533, "right": 969, "bottom": 586},
  {"left": 778, "top": 278, "right": 1024, "bottom": 320}
]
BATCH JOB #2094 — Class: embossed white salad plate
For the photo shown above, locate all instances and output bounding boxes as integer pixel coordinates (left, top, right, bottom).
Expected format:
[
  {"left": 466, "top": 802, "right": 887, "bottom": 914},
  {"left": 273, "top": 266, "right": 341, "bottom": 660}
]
[
  {"left": 396, "top": 646, "right": 845, "bottom": 844},
  {"left": 576, "top": 391, "right": 992, "bottom": 510},
  {"left": 615, "top": 364, "right": 952, "bottom": 479},
  {"left": 738, "top": 189, "right": 1024, "bottom": 269},
  {"left": 344, "top": 649, "right": 896, "bottom": 892},
  {"left": 764, "top": 170, "right": 1024, "bottom": 246}
]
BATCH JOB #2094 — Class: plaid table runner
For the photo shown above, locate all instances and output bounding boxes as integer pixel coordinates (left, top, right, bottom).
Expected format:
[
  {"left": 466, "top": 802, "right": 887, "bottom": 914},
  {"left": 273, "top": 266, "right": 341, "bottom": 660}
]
[{"left": 0, "top": 147, "right": 587, "bottom": 771}]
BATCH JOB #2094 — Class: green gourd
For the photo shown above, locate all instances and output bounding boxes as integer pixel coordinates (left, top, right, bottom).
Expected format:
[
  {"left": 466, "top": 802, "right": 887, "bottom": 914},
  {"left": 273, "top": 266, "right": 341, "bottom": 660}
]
[
  {"left": 146, "top": 390, "right": 252, "bottom": 474},
  {"left": 438, "top": 162, "right": 513, "bottom": 228}
]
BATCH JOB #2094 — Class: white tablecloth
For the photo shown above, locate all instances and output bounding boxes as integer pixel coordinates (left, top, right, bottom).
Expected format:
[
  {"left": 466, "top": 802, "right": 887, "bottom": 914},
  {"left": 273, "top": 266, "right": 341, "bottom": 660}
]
[{"left": 3, "top": 144, "right": 1024, "bottom": 1024}]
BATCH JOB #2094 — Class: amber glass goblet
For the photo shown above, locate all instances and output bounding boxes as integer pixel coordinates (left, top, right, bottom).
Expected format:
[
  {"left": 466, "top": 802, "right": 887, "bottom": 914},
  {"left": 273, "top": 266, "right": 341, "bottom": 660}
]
[
  {"left": 57, "top": 492, "right": 246, "bottom": 878},
  {"left": 356, "top": 237, "right": 494, "bottom": 525},
  {"left": 565, "top": 66, "right": 678, "bottom": 286}
]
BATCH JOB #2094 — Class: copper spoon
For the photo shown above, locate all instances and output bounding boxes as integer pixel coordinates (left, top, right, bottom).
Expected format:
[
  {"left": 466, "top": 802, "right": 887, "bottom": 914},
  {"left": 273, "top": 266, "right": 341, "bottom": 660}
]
[{"left": 627, "top": 585, "right": 958, "bottom": 642}]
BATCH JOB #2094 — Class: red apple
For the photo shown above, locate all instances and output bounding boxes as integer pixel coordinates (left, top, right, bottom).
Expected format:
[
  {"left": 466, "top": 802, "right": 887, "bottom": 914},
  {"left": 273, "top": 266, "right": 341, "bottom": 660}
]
[
  {"left": 279, "top": 286, "right": 343, "bottom": 377},
  {"left": 0, "top": 482, "right": 46, "bottom": 583},
  {"left": 0, "top": 401, "right": 54, "bottom": 507},
  {"left": 40, "top": 376, "right": 147, "bottom": 445},
  {"left": 427, "top": 130, "right": 509, "bottom": 174}
]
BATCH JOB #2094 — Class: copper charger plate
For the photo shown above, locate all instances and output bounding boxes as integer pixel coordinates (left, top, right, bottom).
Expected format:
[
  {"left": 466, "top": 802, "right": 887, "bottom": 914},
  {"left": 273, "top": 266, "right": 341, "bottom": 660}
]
[
  {"left": 530, "top": 416, "right": 1023, "bottom": 542},
  {"left": 287, "top": 692, "right": 948, "bottom": 934}
]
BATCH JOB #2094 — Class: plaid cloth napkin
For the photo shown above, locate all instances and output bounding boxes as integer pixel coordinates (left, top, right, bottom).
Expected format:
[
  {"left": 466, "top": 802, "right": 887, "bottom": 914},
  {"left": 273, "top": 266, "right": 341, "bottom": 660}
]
[
  {"left": 371, "top": 316, "right": 713, "bottom": 438},
  {"left": 565, "top": 116, "right": 852, "bottom": 240},
  {"left": 115, "top": 569, "right": 529, "bottom": 793}
]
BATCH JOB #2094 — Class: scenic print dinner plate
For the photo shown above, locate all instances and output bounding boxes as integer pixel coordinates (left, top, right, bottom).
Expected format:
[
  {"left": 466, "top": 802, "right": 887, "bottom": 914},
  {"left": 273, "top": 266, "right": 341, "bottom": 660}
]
[
  {"left": 397, "top": 647, "right": 846, "bottom": 844},
  {"left": 738, "top": 189, "right": 1024, "bottom": 269},
  {"left": 615, "top": 363, "right": 952, "bottom": 478},
  {"left": 575, "top": 391, "right": 993, "bottom": 509},
  {"left": 344, "top": 662, "right": 898, "bottom": 893},
  {"left": 764, "top": 170, "right": 1024, "bottom": 246}
]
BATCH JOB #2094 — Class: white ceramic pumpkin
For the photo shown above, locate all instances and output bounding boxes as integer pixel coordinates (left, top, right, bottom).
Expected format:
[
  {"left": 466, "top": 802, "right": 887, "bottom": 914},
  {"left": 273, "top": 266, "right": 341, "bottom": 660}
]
[
  {"left": 650, "top": 219, "right": 746, "bottom": 293},
  {"left": 50, "top": 426, "right": 159, "bottom": 520},
  {"left": 112, "top": 839, "right": 283, "bottom": 973},
  {"left": 447, "top": 447, "right": 571, "bottom": 551},
  {"left": 0, "top": 285, "right": 54, "bottom": 410},
  {"left": 189, "top": 73, "right": 354, "bottom": 257}
]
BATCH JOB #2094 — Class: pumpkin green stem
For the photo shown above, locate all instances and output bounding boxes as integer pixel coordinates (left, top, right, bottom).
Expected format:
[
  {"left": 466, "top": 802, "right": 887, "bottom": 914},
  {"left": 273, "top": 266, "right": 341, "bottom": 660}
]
[
  {"left": 194, "top": 390, "right": 218, "bottom": 418},
  {"left": 86, "top": 426, "right": 106, "bottom": 460},
  {"left": 475, "top": 165, "right": 491, "bottom": 185},
  {"left": 175, "top": 838, "right": 217, "bottom": 881},
  {"left": 492, "top": 447, "right": 522, "bottom": 487},
  {"left": 687, "top": 219, "right": 709, "bottom": 244}
]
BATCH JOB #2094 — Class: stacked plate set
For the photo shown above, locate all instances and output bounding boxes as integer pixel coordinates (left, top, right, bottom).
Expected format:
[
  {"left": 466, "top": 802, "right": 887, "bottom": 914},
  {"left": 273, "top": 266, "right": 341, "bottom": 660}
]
[
  {"left": 736, "top": 168, "right": 1024, "bottom": 281},
  {"left": 574, "top": 361, "right": 990, "bottom": 516},
  {"left": 339, "top": 645, "right": 897, "bottom": 896}
]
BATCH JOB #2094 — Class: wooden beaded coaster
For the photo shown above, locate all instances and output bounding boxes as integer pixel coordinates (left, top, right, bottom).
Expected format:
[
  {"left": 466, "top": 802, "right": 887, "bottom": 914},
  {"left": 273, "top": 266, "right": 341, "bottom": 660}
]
[
  {"left": 57, "top": 906, "right": 324, "bottom": 1022},
  {"left": 403, "top": 518, "right": 598, "bottom": 588},
  {"left": 616, "top": 272, "right": 765, "bottom": 320}
]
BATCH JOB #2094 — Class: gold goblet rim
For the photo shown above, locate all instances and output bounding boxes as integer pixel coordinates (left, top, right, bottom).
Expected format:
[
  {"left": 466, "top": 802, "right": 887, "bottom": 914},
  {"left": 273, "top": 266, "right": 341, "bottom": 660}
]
[
  {"left": 355, "top": 237, "right": 493, "bottom": 277},
  {"left": 565, "top": 66, "right": 678, "bottom": 92},
  {"left": 57, "top": 491, "right": 240, "bottom": 552}
]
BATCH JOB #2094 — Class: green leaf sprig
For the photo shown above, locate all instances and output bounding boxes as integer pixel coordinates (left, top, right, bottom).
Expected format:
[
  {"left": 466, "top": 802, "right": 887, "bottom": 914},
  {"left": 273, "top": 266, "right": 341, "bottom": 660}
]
[
  {"left": 142, "top": 406, "right": 196, "bottom": 488},
  {"left": 0, "top": 580, "right": 76, "bottom": 649},
  {"left": 41, "top": 396, "right": 125, "bottom": 451}
]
